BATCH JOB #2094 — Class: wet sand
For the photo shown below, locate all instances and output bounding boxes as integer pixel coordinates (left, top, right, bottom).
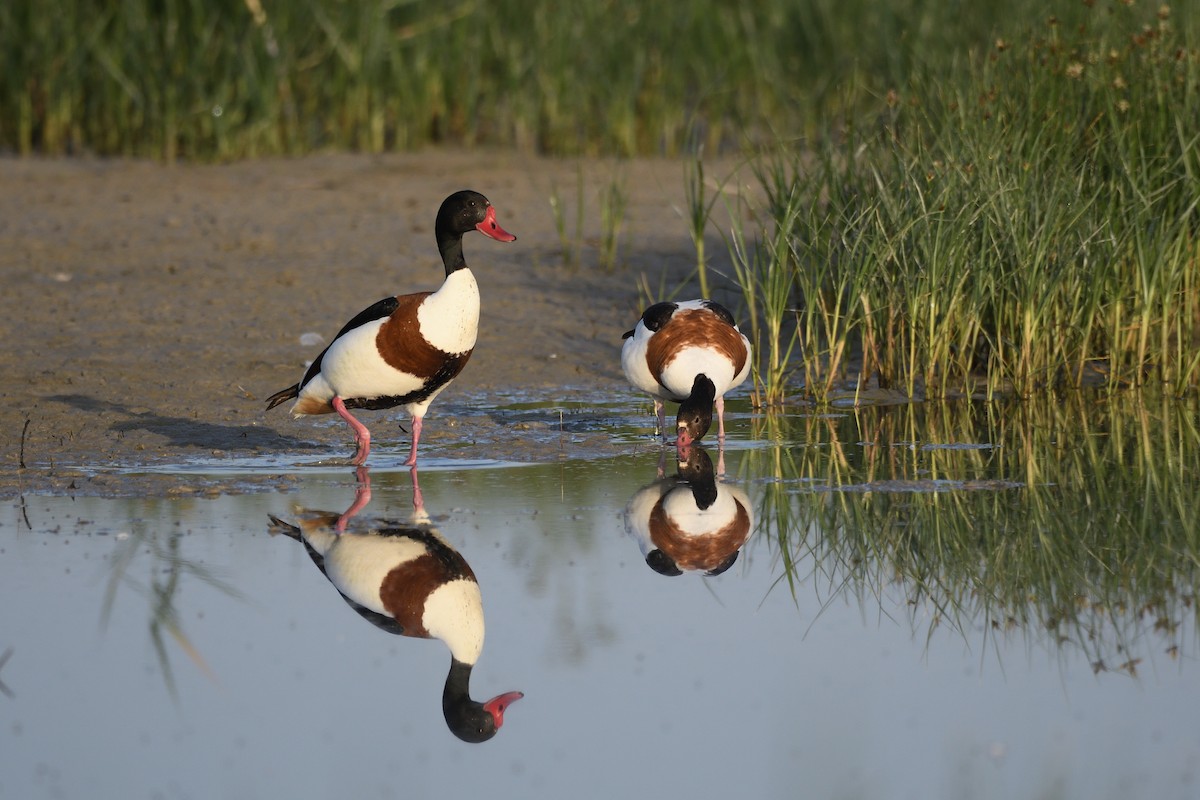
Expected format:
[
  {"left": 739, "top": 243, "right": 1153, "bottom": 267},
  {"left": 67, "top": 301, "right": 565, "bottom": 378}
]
[{"left": 0, "top": 150, "right": 753, "bottom": 497}]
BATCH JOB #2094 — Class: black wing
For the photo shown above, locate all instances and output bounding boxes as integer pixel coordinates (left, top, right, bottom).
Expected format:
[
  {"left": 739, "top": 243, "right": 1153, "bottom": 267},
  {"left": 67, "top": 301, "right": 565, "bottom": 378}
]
[{"left": 701, "top": 299, "right": 737, "bottom": 328}]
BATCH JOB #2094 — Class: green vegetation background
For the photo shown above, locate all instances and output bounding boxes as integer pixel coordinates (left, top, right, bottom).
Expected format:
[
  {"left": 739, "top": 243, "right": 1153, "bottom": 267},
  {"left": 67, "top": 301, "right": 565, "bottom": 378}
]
[
  {"left": 6, "top": 0, "right": 1176, "bottom": 159},
  {"left": 4, "top": 0, "right": 1198, "bottom": 397}
]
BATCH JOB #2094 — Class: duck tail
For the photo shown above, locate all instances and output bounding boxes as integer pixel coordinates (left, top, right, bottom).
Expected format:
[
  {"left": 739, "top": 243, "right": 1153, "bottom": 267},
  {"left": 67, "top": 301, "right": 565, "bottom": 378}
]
[
  {"left": 266, "top": 514, "right": 301, "bottom": 540},
  {"left": 265, "top": 384, "right": 299, "bottom": 410}
]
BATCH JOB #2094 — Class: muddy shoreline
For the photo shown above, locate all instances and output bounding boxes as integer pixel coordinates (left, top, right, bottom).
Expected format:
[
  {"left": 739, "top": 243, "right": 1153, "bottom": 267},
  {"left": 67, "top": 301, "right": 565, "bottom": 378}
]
[{"left": 1, "top": 151, "right": 754, "bottom": 497}]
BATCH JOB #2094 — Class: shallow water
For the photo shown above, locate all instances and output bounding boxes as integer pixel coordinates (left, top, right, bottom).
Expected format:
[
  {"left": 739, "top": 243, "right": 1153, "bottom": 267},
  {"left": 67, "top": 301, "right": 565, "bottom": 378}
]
[{"left": 3, "top": 396, "right": 1200, "bottom": 800}]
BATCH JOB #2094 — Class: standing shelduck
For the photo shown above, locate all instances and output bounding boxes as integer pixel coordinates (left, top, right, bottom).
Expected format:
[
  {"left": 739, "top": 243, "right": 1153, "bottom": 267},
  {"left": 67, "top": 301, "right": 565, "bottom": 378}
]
[
  {"left": 621, "top": 299, "right": 751, "bottom": 447},
  {"left": 267, "top": 473, "right": 523, "bottom": 743},
  {"left": 266, "top": 190, "right": 516, "bottom": 465}
]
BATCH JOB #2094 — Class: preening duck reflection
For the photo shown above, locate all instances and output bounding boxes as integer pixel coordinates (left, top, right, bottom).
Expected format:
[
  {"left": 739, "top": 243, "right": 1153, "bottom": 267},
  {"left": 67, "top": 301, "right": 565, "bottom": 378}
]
[
  {"left": 267, "top": 467, "right": 522, "bottom": 743},
  {"left": 624, "top": 444, "right": 753, "bottom": 576}
]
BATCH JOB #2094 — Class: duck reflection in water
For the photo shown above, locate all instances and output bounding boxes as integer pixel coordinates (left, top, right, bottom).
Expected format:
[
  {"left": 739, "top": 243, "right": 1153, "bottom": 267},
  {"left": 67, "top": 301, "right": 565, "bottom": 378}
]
[
  {"left": 624, "top": 444, "right": 753, "bottom": 576},
  {"left": 267, "top": 467, "right": 523, "bottom": 742}
]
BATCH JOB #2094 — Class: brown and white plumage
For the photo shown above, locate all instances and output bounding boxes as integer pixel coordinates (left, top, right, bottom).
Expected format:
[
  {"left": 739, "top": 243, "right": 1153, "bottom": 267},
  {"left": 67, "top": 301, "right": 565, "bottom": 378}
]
[
  {"left": 624, "top": 445, "right": 753, "bottom": 576},
  {"left": 266, "top": 190, "right": 516, "bottom": 465},
  {"left": 267, "top": 469, "right": 522, "bottom": 743},
  {"left": 621, "top": 299, "right": 751, "bottom": 447}
]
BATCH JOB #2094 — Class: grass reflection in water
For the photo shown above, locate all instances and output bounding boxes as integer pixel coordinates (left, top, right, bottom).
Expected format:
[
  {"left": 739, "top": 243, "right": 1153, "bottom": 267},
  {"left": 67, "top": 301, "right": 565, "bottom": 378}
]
[
  {"left": 102, "top": 517, "right": 244, "bottom": 697},
  {"left": 741, "top": 391, "right": 1200, "bottom": 673}
]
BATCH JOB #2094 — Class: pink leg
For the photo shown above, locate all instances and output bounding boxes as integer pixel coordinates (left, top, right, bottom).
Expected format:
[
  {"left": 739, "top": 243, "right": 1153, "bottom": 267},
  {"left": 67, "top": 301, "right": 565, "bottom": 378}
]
[
  {"left": 409, "top": 466, "right": 426, "bottom": 518},
  {"left": 716, "top": 395, "right": 727, "bottom": 441},
  {"left": 336, "top": 466, "right": 372, "bottom": 533},
  {"left": 332, "top": 396, "right": 371, "bottom": 465},
  {"left": 403, "top": 415, "right": 424, "bottom": 467},
  {"left": 654, "top": 399, "right": 666, "bottom": 439}
]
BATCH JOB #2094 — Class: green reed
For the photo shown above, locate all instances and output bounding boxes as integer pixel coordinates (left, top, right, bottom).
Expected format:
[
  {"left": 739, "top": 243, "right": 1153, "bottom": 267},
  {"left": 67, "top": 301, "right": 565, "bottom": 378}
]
[
  {"left": 598, "top": 170, "right": 629, "bottom": 272},
  {"left": 734, "top": 3, "right": 1200, "bottom": 401},
  {"left": 740, "top": 392, "right": 1200, "bottom": 667},
  {"left": 549, "top": 164, "right": 586, "bottom": 269},
  {"left": 681, "top": 149, "right": 727, "bottom": 299},
  {"left": 727, "top": 185, "right": 804, "bottom": 407},
  {"left": 549, "top": 164, "right": 627, "bottom": 272}
]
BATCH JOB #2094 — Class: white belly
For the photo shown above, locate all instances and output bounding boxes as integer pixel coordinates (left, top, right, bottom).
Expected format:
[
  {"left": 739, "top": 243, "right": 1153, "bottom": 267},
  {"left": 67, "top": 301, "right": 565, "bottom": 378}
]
[
  {"left": 309, "top": 318, "right": 429, "bottom": 402},
  {"left": 320, "top": 533, "right": 429, "bottom": 615}
]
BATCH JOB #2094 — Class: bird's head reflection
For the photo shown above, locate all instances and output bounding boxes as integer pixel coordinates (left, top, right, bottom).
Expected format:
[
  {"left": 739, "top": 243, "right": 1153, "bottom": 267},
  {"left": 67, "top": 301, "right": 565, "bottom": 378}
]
[
  {"left": 267, "top": 466, "right": 522, "bottom": 742},
  {"left": 624, "top": 445, "right": 753, "bottom": 577}
]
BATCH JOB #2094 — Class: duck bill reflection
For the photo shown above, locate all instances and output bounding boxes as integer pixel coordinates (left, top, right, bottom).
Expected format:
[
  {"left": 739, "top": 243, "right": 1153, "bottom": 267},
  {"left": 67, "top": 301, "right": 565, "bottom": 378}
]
[{"left": 484, "top": 690, "right": 526, "bottom": 728}]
